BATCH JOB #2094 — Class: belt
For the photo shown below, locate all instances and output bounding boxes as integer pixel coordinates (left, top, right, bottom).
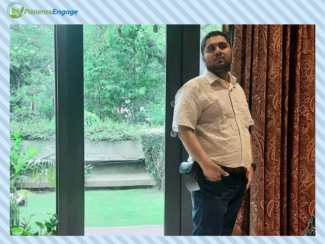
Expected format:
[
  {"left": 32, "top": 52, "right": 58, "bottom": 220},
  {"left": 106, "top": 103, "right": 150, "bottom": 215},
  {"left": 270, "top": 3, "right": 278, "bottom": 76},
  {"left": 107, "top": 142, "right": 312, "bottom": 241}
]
[{"left": 220, "top": 165, "right": 246, "bottom": 174}]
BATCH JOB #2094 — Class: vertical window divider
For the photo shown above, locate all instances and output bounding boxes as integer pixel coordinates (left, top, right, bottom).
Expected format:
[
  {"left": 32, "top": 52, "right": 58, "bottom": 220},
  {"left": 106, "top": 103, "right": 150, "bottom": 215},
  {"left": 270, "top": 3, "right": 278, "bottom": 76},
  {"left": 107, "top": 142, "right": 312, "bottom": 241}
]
[{"left": 55, "top": 25, "right": 84, "bottom": 236}]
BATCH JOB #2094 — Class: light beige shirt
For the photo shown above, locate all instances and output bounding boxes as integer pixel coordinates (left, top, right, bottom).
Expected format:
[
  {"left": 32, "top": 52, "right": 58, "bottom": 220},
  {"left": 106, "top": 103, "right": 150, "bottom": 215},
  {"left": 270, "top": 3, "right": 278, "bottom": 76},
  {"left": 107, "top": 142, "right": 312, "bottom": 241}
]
[{"left": 172, "top": 69, "right": 254, "bottom": 168}]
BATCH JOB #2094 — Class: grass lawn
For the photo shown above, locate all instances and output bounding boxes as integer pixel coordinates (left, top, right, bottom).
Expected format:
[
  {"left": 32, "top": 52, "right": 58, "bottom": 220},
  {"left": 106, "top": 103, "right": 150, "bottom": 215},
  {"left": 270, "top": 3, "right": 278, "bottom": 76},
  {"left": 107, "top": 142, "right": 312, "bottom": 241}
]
[{"left": 19, "top": 188, "right": 164, "bottom": 231}]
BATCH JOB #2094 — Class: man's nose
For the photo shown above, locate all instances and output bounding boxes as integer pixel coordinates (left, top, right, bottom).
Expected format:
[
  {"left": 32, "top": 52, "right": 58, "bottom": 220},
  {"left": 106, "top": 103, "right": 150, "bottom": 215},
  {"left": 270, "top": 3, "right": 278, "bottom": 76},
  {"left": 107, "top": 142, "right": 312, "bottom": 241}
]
[{"left": 215, "top": 48, "right": 222, "bottom": 55}]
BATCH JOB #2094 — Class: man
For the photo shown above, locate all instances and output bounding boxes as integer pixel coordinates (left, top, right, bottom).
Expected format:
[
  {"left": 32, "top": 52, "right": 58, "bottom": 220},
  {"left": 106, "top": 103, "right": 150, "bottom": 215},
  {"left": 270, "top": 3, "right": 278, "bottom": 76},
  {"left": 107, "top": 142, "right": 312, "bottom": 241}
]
[{"left": 172, "top": 31, "right": 255, "bottom": 236}]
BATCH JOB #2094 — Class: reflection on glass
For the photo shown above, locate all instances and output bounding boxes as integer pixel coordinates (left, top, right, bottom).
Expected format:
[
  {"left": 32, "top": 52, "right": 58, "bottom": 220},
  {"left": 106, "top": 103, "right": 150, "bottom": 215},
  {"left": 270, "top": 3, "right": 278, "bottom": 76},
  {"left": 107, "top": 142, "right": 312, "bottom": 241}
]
[
  {"left": 200, "top": 24, "right": 223, "bottom": 75},
  {"left": 10, "top": 25, "right": 57, "bottom": 235},
  {"left": 83, "top": 25, "right": 165, "bottom": 235}
]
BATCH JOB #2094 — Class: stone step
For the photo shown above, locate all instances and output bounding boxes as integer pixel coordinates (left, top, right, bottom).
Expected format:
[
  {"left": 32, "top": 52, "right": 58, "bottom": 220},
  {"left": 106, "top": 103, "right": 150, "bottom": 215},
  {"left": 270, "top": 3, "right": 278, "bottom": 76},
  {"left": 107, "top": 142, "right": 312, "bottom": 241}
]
[
  {"left": 16, "top": 172, "right": 155, "bottom": 189},
  {"left": 86, "top": 161, "right": 156, "bottom": 187},
  {"left": 15, "top": 162, "right": 156, "bottom": 189},
  {"left": 15, "top": 140, "right": 157, "bottom": 189},
  {"left": 85, "top": 172, "right": 155, "bottom": 187},
  {"left": 21, "top": 140, "right": 145, "bottom": 163}
]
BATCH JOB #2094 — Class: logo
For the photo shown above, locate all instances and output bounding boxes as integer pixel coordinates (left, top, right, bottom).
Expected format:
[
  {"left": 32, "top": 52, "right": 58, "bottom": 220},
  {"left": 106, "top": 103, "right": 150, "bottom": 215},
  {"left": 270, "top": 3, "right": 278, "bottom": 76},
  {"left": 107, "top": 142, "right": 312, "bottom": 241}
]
[
  {"left": 6, "top": 2, "right": 79, "bottom": 18},
  {"left": 7, "top": 1, "right": 24, "bottom": 18}
]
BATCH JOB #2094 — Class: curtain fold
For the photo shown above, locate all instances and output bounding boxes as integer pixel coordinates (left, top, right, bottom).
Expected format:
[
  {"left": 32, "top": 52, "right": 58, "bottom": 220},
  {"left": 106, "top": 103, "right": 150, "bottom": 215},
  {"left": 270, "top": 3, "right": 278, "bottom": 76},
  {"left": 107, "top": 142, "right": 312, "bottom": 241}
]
[{"left": 231, "top": 25, "right": 315, "bottom": 236}]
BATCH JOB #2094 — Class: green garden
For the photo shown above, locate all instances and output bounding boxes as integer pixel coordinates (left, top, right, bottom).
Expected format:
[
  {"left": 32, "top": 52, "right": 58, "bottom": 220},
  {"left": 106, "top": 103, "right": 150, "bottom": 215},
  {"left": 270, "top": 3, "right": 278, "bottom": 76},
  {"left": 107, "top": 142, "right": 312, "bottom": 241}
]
[{"left": 10, "top": 24, "right": 166, "bottom": 236}]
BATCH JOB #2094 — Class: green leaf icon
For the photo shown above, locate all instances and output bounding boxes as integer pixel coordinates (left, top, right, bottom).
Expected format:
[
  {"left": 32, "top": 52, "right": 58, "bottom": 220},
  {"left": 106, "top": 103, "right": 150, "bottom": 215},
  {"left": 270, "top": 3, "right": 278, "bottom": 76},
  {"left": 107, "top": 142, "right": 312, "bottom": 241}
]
[
  {"left": 8, "top": 3, "right": 24, "bottom": 18},
  {"left": 12, "top": 7, "right": 18, "bottom": 14}
]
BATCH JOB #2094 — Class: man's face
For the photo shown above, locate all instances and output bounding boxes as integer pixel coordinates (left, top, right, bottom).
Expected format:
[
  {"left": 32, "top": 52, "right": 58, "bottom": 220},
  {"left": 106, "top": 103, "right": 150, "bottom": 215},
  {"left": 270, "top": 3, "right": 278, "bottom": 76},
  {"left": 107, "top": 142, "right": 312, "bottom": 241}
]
[{"left": 202, "top": 35, "right": 232, "bottom": 73}]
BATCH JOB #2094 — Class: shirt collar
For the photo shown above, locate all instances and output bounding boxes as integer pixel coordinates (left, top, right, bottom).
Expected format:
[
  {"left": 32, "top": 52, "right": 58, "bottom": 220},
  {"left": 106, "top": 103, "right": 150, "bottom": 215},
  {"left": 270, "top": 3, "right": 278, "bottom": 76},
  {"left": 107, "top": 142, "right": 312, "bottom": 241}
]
[{"left": 203, "top": 69, "right": 237, "bottom": 87}]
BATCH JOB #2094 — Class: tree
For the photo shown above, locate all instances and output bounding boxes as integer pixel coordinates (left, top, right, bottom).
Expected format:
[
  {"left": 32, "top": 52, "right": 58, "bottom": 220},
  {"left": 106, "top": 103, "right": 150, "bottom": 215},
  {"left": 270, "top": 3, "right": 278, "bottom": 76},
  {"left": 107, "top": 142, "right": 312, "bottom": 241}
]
[
  {"left": 84, "top": 25, "right": 166, "bottom": 124},
  {"left": 10, "top": 25, "right": 167, "bottom": 125},
  {"left": 10, "top": 25, "right": 55, "bottom": 122}
]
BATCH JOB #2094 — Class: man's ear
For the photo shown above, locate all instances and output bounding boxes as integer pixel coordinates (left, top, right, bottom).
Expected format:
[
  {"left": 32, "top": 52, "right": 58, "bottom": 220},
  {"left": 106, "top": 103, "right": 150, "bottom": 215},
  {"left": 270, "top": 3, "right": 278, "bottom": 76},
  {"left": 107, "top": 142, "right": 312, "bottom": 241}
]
[{"left": 201, "top": 55, "right": 206, "bottom": 63}]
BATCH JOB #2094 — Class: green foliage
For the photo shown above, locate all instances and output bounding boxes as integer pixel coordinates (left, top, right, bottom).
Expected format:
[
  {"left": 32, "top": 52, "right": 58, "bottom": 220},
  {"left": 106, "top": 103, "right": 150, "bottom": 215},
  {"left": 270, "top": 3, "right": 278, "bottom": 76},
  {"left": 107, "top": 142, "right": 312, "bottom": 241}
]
[
  {"left": 10, "top": 188, "right": 33, "bottom": 229},
  {"left": 11, "top": 131, "right": 94, "bottom": 187},
  {"left": 139, "top": 128, "right": 165, "bottom": 190},
  {"left": 84, "top": 164, "right": 94, "bottom": 180},
  {"left": 201, "top": 24, "right": 223, "bottom": 37},
  {"left": 10, "top": 197, "right": 20, "bottom": 228},
  {"left": 10, "top": 120, "right": 55, "bottom": 141},
  {"left": 10, "top": 119, "right": 142, "bottom": 142},
  {"left": 84, "top": 25, "right": 166, "bottom": 125},
  {"left": 145, "top": 101, "right": 165, "bottom": 125},
  {"left": 10, "top": 213, "right": 58, "bottom": 236},
  {"left": 11, "top": 25, "right": 166, "bottom": 126},
  {"left": 84, "top": 119, "right": 140, "bottom": 141},
  {"left": 10, "top": 25, "right": 55, "bottom": 122},
  {"left": 10, "top": 132, "right": 41, "bottom": 229},
  {"left": 10, "top": 133, "right": 42, "bottom": 187},
  {"left": 85, "top": 111, "right": 101, "bottom": 126}
]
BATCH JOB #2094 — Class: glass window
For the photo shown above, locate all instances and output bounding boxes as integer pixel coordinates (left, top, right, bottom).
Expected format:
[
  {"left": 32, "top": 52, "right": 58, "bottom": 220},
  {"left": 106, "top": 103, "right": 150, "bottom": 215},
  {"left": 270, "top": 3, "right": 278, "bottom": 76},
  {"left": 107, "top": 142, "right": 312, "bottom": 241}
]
[
  {"left": 83, "top": 25, "right": 166, "bottom": 236},
  {"left": 10, "top": 25, "right": 57, "bottom": 235}
]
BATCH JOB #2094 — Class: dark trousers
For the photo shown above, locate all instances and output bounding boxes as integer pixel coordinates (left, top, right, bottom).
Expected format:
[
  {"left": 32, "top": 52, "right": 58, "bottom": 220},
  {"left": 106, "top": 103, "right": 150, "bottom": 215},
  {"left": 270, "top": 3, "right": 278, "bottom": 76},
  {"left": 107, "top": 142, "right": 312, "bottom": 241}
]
[{"left": 190, "top": 172, "right": 247, "bottom": 236}]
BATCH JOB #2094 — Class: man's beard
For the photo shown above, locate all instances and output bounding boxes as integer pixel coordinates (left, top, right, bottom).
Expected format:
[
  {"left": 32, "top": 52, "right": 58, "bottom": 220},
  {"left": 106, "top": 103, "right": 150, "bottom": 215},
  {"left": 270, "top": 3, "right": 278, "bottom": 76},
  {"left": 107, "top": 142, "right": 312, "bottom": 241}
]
[{"left": 206, "top": 60, "right": 231, "bottom": 74}]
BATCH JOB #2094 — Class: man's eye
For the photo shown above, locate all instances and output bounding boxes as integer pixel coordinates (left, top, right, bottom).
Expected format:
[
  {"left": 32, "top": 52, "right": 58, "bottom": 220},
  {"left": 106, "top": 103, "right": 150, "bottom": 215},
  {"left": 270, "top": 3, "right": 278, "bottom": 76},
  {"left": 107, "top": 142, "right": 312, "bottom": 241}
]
[{"left": 219, "top": 44, "right": 227, "bottom": 49}]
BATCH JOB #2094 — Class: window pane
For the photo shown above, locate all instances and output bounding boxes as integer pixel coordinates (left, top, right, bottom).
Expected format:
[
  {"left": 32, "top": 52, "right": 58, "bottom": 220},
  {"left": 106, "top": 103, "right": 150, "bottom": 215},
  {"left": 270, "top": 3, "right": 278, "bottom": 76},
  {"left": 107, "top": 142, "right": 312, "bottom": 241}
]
[
  {"left": 83, "top": 25, "right": 165, "bottom": 236},
  {"left": 10, "top": 25, "right": 56, "bottom": 235}
]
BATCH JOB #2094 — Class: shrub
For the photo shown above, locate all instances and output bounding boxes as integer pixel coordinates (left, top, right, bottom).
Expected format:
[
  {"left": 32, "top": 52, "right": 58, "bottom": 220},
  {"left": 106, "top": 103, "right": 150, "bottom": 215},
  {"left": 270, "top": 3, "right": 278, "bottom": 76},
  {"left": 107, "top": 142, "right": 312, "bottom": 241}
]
[
  {"left": 84, "top": 111, "right": 100, "bottom": 126},
  {"left": 10, "top": 119, "right": 138, "bottom": 142},
  {"left": 10, "top": 213, "right": 58, "bottom": 236},
  {"left": 10, "top": 121, "right": 55, "bottom": 141},
  {"left": 138, "top": 127, "right": 165, "bottom": 190},
  {"left": 85, "top": 121, "right": 137, "bottom": 141},
  {"left": 10, "top": 133, "right": 42, "bottom": 189}
]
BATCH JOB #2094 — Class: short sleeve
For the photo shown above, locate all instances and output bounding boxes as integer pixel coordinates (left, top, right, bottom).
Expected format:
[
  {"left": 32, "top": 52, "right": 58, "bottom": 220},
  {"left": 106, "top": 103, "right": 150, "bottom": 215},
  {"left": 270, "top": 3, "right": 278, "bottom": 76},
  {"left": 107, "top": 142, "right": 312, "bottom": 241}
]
[{"left": 172, "top": 83, "right": 202, "bottom": 132}]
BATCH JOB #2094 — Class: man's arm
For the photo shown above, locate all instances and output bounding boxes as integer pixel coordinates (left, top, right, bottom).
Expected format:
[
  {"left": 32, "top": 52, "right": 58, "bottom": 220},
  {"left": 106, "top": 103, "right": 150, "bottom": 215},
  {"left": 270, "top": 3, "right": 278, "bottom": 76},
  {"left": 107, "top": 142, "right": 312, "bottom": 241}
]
[{"left": 178, "top": 125, "right": 229, "bottom": 181}]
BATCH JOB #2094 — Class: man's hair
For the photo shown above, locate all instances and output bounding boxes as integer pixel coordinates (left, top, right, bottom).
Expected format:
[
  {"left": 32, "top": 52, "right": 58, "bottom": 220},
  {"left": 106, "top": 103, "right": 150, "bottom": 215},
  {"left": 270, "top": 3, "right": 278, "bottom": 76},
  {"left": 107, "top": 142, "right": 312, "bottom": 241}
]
[{"left": 200, "top": 31, "right": 231, "bottom": 56}]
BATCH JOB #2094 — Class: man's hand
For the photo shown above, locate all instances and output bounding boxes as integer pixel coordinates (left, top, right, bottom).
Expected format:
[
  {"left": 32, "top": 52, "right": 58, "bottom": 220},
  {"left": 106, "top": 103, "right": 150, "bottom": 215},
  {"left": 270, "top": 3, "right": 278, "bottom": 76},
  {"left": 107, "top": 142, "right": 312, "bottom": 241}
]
[
  {"left": 245, "top": 166, "right": 254, "bottom": 192},
  {"left": 203, "top": 163, "right": 229, "bottom": 181},
  {"left": 178, "top": 125, "right": 229, "bottom": 182}
]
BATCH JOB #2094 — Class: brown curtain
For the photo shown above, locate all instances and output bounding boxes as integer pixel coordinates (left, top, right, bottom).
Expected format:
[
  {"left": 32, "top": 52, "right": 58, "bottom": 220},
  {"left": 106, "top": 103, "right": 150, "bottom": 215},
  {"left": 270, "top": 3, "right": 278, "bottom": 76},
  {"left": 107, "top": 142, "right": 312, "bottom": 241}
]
[{"left": 231, "top": 25, "right": 315, "bottom": 236}]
